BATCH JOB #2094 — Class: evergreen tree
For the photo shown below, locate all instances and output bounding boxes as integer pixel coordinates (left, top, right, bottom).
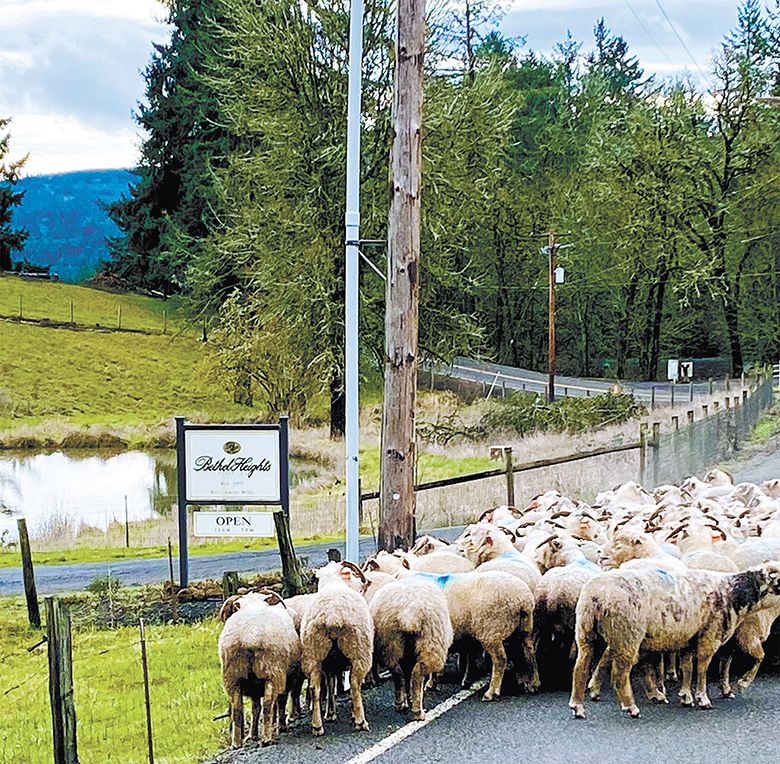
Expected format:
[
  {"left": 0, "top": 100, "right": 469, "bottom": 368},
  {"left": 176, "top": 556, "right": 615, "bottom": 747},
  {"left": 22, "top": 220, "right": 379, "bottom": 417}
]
[
  {"left": 105, "top": 0, "right": 230, "bottom": 294},
  {"left": 0, "top": 118, "right": 28, "bottom": 272}
]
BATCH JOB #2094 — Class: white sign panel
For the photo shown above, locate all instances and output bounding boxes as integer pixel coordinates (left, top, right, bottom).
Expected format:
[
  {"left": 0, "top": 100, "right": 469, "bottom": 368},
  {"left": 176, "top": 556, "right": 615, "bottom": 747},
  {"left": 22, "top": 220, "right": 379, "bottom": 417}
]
[
  {"left": 666, "top": 359, "right": 679, "bottom": 381},
  {"left": 185, "top": 429, "right": 281, "bottom": 502},
  {"left": 193, "top": 511, "right": 275, "bottom": 537}
]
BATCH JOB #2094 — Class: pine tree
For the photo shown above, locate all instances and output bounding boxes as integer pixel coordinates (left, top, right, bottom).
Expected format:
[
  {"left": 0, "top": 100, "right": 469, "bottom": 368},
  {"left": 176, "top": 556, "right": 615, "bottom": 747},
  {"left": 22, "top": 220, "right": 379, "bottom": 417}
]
[
  {"left": 0, "top": 118, "right": 28, "bottom": 272},
  {"left": 105, "top": 0, "right": 231, "bottom": 294}
]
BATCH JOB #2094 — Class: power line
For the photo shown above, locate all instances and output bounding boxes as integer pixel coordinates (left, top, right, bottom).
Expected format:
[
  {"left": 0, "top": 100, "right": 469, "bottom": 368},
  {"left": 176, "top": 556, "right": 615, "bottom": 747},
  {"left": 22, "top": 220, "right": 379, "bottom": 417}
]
[
  {"left": 653, "top": 0, "right": 709, "bottom": 83},
  {"left": 623, "top": 0, "right": 674, "bottom": 66}
]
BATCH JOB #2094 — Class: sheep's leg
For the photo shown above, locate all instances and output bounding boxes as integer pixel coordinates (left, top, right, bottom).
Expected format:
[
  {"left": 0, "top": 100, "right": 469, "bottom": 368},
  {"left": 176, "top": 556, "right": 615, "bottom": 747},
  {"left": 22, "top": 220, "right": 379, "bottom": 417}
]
[
  {"left": 389, "top": 666, "right": 408, "bottom": 712},
  {"left": 483, "top": 642, "right": 507, "bottom": 701},
  {"left": 694, "top": 644, "right": 717, "bottom": 709},
  {"left": 612, "top": 653, "right": 640, "bottom": 718},
  {"left": 250, "top": 697, "right": 261, "bottom": 740},
  {"left": 262, "top": 682, "right": 278, "bottom": 746},
  {"left": 518, "top": 632, "right": 540, "bottom": 694},
  {"left": 569, "top": 639, "right": 594, "bottom": 719},
  {"left": 227, "top": 684, "right": 244, "bottom": 748},
  {"left": 735, "top": 637, "right": 764, "bottom": 693},
  {"left": 587, "top": 647, "right": 609, "bottom": 701},
  {"left": 309, "top": 666, "right": 324, "bottom": 736},
  {"left": 719, "top": 652, "right": 735, "bottom": 699},
  {"left": 425, "top": 672, "right": 440, "bottom": 692},
  {"left": 350, "top": 668, "right": 371, "bottom": 732},
  {"left": 666, "top": 650, "right": 679, "bottom": 682},
  {"left": 324, "top": 674, "right": 337, "bottom": 722},
  {"left": 678, "top": 652, "right": 694, "bottom": 707},
  {"left": 410, "top": 662, "right": 427, "bottom": 721},
  {"left": 638, "top": 655, "right": 667, "bottom": 704}
]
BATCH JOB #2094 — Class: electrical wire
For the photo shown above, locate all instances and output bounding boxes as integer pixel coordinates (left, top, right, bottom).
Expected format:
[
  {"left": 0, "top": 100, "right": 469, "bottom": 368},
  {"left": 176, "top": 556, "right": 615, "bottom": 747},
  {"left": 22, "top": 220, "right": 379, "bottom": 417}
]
[
  {"left": 623, "top": 0, "right": 675, "bottom": 66},
  {"left": 654, "top": 0, "right": 710, "bottom": 83}
]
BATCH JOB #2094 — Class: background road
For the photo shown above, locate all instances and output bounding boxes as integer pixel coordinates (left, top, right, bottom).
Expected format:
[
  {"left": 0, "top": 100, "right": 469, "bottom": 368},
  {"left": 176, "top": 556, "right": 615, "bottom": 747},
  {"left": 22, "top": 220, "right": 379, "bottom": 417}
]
[{"left": 437, "top": 356, "right": 738, "bottom": 403}]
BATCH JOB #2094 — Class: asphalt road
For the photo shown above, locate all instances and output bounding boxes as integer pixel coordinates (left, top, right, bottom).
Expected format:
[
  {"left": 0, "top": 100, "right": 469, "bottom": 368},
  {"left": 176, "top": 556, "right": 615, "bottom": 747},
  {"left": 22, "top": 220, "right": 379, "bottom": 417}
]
[
  {"left": 439, "top": 356, "right": 732, "bottom": 403},
  {"left": 208, "top": 674, "right": 780, "bottom": 764},
  {"left": 0, "top": 527, "right": 465, "bottom": 596}
]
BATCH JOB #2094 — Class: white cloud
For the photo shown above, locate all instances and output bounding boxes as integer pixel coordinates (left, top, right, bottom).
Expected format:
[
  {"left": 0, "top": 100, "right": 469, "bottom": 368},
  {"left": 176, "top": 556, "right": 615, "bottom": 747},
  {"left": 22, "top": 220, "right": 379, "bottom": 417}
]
[
  {"left": 1, "top": 0, "right": 167, "bottom": 27},
  {"left": 10, "top": 112, "right": 141, "bottom": 176}
]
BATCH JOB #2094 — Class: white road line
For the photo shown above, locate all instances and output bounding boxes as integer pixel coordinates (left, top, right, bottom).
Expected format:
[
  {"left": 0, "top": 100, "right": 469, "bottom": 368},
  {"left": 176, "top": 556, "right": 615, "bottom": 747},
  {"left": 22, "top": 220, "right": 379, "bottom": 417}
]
[{"left": 343, "top": 678, "right": 489, "bottom": 764}]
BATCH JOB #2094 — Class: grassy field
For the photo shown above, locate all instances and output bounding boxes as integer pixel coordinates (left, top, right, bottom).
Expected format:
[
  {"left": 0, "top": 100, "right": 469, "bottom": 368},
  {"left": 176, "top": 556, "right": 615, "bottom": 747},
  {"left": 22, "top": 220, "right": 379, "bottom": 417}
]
[
  {"left": 0, "top": 276, "right": 258, "bottom": 442},
  {"left": 0, "top": 274, "right": 176, "bottom": 333},
  {"left": 0, "top": 596, "right": 226, "bottom": 764}
]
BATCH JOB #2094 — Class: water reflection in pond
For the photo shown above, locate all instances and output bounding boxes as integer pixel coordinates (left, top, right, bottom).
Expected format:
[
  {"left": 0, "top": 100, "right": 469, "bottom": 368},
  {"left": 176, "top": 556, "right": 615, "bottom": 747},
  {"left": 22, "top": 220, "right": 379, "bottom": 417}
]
[{"left": 0, "top": 450, "right": 178, "bottom": 543}]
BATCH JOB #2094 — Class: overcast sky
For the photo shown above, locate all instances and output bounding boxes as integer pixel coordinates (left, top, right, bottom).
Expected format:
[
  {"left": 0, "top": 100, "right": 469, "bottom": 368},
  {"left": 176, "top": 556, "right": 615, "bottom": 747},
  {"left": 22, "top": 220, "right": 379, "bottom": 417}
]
[{"left": 0, "top": 0, "right": 744, "bottom": 176}]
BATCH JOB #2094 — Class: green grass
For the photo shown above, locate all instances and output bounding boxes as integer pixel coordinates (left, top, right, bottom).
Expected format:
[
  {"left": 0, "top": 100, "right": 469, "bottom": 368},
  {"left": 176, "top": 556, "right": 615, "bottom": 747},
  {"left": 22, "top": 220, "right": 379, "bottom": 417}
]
[
  {"left": 0, "top": 533, "right": 340, "bottom": 569},
  {"left": 0, "top": 274, "right": 180, "bottom": 333},
  {"left": 0, "top": 318, "right": 253, "bottom": 436},
  {"left": 0, "top": 597, "right": 227, "bottom": 764}
]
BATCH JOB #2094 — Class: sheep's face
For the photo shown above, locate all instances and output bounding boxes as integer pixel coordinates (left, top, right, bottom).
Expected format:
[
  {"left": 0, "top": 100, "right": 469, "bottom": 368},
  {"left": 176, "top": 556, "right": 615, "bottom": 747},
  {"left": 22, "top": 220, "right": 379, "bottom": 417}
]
[
  {"left": 218, "top": 590, "right": 284, "bottom": 622},
  {"left": 457, "top": 522, "right": 504, "bottom": 564},
  {"left": 757, "top": 564, "right": 780, "bottom": 596},
  {"left": 704, "top": 468, "right": 733, "bottom": 487},
  {"left": 565, "top": 511, "right": 602, "bottom": 541},
  {"left": 411, "top": 535, "right": 448, "bottom": 556},
  {"left": 761, "top": 479, "right": 780, "bottom": 498},
  {"left": 534, "top": 534, "right": 573, "bottom": 572},
  {"left": 598, "top": 530, "right": 653, "bottom": 569}
]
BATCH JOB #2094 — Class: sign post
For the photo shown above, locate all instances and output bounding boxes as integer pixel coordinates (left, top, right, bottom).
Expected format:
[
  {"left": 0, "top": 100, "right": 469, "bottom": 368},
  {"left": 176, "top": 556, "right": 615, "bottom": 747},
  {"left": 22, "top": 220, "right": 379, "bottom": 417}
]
[{"left": 175, "top": 416, "right": 291, "bottom": 588}]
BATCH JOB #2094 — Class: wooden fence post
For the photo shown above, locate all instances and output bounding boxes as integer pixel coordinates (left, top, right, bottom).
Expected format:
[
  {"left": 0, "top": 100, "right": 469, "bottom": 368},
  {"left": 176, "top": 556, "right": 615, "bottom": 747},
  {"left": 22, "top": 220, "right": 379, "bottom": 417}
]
[
  {"left": 221, "top": 571, "right": 240, "bottom": 598},
  {"left": 651, "top": 386, "right": 656, "bottom": 410},
  {"left": 46, "top": 597, "right": 78, "bottom": 764},
  {"left": 139, "top": 619, "right": 155, "bottom": 764},
  {"left": 69, "top": 301, "right": 74, "bottom": 324},
  {"left": 117, "top": 306, "right": 122, "bottom": 330},
  {"left": 17, "top": 518, "right": 41, "bottom": 628},
  {"left": 273, "top": 511, "right": 306, "bottom": 596},
  {"left": 702, "top": 404, "right": 708, "bottom": 417},
  {"left": 504, "top": 447, "right": 515, "bottom": 507},
  {"left": 639, "top": 423, "right": 648, "bottom": 480},
  {"left": 162, "top": 310, "right": 167, "bottom": 335},
  {"left": 687, "top": 410, "right": 695, "bottom": 424},
  {"left": 708, "top": 377, "right": 713, "bottom": 395}
]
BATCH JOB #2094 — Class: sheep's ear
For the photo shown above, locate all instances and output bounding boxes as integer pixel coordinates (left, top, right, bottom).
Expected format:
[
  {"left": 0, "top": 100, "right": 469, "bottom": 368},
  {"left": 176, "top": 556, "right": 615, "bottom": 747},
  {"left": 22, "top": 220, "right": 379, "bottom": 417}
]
[
  {"left": 402, "top": 557, "right": 411, "bottom": 569},
  {"left": 364, "top": 559, "right": 380, "bottom": 572},
  {"left": 632, "top": 536, "right": 643, "bottom": 545},
  {"left": 219, "top": 596, "right": 241, "bottom": 622},
  {"left": 485, "top": 533, "right": 494, "bottom": 546},
  {"left": 551, "top": 538, "right": 562, "bottom": 551},
  {"left": 261, "top": 591, "right": 285, "bottom": 608}
]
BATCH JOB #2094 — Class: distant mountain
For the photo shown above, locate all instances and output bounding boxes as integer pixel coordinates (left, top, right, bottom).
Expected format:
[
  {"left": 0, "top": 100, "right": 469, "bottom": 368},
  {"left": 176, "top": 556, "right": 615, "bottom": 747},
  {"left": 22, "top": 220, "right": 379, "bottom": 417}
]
[{"left": 13, "top": 169, "right": 137, "bottom": 282}]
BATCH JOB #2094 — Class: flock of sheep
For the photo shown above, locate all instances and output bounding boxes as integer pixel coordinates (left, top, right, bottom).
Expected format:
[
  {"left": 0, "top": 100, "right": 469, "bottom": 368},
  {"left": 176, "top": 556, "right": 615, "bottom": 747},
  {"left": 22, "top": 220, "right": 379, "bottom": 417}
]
[{"left": 217, "top": 468, "right": 780, "bottom": 747}]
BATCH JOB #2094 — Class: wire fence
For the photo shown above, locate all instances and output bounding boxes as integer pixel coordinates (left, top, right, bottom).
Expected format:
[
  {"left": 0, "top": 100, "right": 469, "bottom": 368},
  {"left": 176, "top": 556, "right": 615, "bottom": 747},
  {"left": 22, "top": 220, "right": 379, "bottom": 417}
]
[{"left": 641, "top": 373, "right": 775, "bottom": 488}]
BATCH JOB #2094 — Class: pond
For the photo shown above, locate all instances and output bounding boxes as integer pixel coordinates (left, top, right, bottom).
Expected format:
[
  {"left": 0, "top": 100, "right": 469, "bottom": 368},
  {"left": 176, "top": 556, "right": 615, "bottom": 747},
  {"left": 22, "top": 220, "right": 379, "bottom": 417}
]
[{"left": 0, "top": 449, "right": 319, "bottom": 544}]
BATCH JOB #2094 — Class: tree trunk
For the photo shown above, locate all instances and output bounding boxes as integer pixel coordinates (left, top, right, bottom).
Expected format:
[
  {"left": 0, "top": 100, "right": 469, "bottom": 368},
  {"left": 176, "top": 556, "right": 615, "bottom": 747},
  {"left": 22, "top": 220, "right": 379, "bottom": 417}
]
[
  {"left": 330, "top": 373, "right": 345, "bottom": 439},
  {"left": 379, "top": 0, "right": 425, "bottom": 553},
  {"left": 616, "top": 274, "right": 639, "bottom": 379}
]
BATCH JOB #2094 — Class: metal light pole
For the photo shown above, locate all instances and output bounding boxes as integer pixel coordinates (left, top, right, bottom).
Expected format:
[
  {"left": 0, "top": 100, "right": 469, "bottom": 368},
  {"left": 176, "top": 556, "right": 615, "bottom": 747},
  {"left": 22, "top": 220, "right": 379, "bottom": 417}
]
[
  {"left": 344, "top": 0, "right": 364, "bottom": 564},
  {"left": 547, "top": 231, "right": 557, "bottom": 403}
]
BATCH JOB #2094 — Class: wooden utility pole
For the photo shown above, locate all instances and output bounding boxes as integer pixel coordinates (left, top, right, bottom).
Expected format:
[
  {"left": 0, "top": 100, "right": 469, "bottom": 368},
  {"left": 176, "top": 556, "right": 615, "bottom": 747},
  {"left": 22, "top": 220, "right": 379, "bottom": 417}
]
[
  {"left": 379, "top": 0, "right": 425, "bottom": 552},
  {"left": 547, "top": 230, "right": 557, "bottom": 403},
  {"left": 17, "top": 518, "right": 40, "bottom": 628}
]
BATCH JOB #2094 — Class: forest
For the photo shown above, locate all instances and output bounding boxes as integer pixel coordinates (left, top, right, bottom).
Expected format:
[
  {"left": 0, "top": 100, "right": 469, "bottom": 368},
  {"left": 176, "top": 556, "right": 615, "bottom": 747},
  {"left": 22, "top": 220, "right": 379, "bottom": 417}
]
[{"left": 102, "top": 0, "right": 780, "bottom": 433}]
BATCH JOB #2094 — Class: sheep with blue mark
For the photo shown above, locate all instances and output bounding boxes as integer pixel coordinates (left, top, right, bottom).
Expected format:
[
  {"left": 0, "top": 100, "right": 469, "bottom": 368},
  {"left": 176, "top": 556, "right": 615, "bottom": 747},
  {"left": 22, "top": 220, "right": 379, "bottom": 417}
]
[
  {"left": 455, "top": 521, "right": 543, "bottom": 593},
  {"left": 569, "top": 562, "right": 780, "bottom": 719},
  {"left": 395, "top": 566, "right": 539, "bottom": 699},
  {"left": 367, "top": 578, "right": 453, "bottom": 719}
]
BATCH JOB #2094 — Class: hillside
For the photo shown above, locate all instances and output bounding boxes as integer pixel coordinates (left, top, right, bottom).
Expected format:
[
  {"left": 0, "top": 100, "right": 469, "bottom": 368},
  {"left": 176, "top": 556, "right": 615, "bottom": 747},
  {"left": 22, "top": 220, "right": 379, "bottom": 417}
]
[
  {"left": 13, "top": 169, "right": 136, "bottom": 282},
  {"left": 0, "top": 276, "right": 252, "bottom": 446}
]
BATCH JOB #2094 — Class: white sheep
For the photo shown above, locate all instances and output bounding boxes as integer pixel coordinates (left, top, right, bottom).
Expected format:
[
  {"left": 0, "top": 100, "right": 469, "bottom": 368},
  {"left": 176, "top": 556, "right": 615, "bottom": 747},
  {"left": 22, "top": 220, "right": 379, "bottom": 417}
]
[
  {"left": 300, "top": 561, "right": 374, "bottom": 735},
  {"left": 398, "top": 568, "right": 538, "bottom": 699},
  {"left": 457, "top": 522, "right": 542, "bottom": 592},
  {"left": 369, "top": 579, "right": 453, "bottom": 719},
  {"left": 218, "top": 591, "right": 301, "bottom": 747}
]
